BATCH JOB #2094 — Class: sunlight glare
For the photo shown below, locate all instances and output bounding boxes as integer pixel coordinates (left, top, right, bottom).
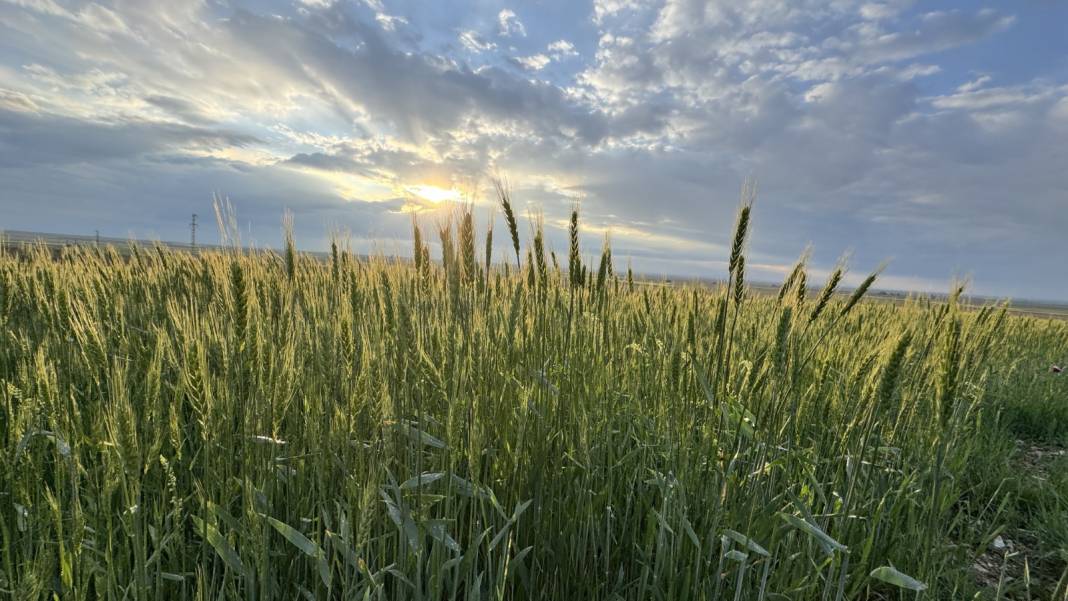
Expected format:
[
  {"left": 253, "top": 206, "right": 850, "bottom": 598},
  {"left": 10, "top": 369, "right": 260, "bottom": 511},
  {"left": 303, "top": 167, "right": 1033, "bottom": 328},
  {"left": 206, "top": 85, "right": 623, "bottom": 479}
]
[{"left": 406, "top": 184, "right": 461, "bottom": 204}]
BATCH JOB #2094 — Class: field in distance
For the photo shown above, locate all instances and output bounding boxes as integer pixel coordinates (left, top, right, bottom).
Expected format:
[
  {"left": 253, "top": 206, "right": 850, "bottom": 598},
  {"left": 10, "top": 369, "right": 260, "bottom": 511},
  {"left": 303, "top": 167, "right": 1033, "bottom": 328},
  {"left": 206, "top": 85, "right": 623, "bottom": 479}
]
[{"left": 6, "top": 228, "right": 1066, "bottom": 321}]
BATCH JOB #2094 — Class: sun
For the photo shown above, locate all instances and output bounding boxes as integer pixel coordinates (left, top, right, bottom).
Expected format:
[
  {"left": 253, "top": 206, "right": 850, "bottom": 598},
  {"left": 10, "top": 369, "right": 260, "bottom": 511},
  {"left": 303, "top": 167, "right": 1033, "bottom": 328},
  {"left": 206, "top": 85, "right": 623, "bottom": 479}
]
[{"left": 406, "top": 184, "right": 461, "bottom": 204}]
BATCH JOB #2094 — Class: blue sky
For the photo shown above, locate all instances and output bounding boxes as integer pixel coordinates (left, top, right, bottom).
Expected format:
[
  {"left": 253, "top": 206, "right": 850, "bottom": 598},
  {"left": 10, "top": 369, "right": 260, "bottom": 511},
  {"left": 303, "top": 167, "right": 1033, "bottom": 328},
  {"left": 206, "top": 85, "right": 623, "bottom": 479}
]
[{"left": 1, "top": 0, "right": 1067, "bottom": 300}]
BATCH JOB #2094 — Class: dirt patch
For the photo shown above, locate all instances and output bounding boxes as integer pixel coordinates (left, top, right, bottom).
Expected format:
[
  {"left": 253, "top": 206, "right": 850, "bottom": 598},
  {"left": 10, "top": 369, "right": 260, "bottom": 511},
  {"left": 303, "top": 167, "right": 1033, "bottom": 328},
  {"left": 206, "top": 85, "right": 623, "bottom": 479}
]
[
  {"left": 972, "top": 441, "right": 1068, "bottom": 598},
  {"left": 1017, "top": 440, "right": 1067, "bottom": 479},
  {"left": 974, "top": 534, "right": 1045, "bottom": 595}
]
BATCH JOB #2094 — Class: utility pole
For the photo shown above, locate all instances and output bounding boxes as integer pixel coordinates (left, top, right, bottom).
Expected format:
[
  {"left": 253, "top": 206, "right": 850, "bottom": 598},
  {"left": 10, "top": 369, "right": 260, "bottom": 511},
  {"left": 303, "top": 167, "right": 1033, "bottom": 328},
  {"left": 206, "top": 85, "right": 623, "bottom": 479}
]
[
  {"left": 190, "top": 213, "right": 198, "bottom": 250},
  {"left": 95, "top": 230, "right": 100, "bottom": 246}
]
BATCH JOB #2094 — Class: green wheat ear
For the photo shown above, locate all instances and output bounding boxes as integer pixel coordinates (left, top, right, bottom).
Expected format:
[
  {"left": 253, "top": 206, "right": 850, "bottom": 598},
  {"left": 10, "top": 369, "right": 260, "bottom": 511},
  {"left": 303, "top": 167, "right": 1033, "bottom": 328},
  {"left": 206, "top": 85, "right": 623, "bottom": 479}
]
[
  {"left": 483, "top": 208, "right": 494, "bottom": 284},
  {"left": 839, "top": 262, "right": 886, "bottom": 317},
  {"left": 808, "top": 263, "right": 844, "bottom": 323},
  {"left": 596, "top": 233, "right": 612, "bottom": 292},
  {"left": 732, "top": 255, "right": 745, "bottom": 306},
  {"left": 876, "top": 331, "right": 912, "bottom": 411},
  {"left": 330, "top": 239, "right": 340, "bottom": 282},
  {"left": 458, "top": 206, "right": 477, "bottom": 284},
  {"left": 283, "top": 209, "right": 296, "bottom": 282},
  {"left": 530, "top": 210, "right": 548, "bottom": 288},
  {"left": 728, "top": 204, "right": 751, "bottom": 276},
  {"left": 569, "top": 206, "right": 582, "bottom": 289},
  {"left": 411, "top": 214, "right": 425, "bottom": 273},
  {"left": 494, "top": 177, "right": 521, "bottom": 268},
  {"left": 794, "top": 268, "right": 808, "bottom": 308},
  {"left": 778, "top": 247, "right": 811, "bottom": 304},
  {"left": 728, "top": 176, "right": 757, "bottom": 275}
]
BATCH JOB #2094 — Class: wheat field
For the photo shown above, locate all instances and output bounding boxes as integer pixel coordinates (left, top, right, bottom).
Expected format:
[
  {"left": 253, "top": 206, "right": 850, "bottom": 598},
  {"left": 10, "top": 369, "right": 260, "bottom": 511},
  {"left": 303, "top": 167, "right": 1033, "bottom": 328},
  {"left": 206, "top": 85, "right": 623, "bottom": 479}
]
[{"left": 1, "top": 201, "right": 1066, "bottom": 600}]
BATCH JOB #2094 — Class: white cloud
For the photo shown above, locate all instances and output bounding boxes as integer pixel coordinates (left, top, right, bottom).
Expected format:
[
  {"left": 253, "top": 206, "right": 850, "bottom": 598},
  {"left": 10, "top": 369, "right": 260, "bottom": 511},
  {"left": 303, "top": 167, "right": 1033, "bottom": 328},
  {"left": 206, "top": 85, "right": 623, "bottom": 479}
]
[
  {"left": 547, "top": 40, "right": 579, "bottom": 59},
  {"left": 957, "top": 75, "right": 992, "bottom": 93},
  {"left": 458, "top": 30, "right": 496, "bottom": 53},
  {"left": 78, "top": 3, "right": 131, "bottom": 35},
  {"left": 512, "top": 40, "right": 580, "bottom": 71},
  {"left": 374, "top": 12, "right": 408, "bottom": 31},
  {"left": 1051, "top": 97, "right": 1068, "bottom": 125},
  {"left": 931, "top": 81, "right": 1058, "bottom": 111},
  {"left": 0, "top": 88, "right": 40, "bottom": 112},
  {"left": 2, "top": 0, "right": 70, "bottom": 17},
  {"left": 497, "top": 9, "right": 526, "bottom": 37},
  {"left": 858, "top": 2, "right": 913, "bottom": 21},
  {"left": 577, "top": 1, "right": 1019, "bottom": 108},
  {"left": 592, "top": 0, "right": 652, "bottom": 24},
  {"left": 514, "top": 54, "right": 551, "bottom": 71},
  {"left": 896, "top": 63, "right": 941, "bottom": 80}
]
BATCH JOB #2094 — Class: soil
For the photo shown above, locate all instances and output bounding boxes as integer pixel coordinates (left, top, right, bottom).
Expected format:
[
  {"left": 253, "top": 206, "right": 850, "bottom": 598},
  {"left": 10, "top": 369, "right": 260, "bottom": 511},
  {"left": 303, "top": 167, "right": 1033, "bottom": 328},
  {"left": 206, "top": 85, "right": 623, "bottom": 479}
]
[{"left": 972, "top": 441, "right": 1067, "bottom": 598}]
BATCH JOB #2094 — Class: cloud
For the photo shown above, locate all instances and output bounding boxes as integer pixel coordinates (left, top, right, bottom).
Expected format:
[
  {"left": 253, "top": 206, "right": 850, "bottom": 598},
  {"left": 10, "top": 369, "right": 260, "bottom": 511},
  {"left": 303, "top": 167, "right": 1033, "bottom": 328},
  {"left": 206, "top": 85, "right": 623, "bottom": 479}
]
[
  {"left": 0, "top": 88, "right": 40, "bottom": 112},
  {"left": 547, "top": 40, "right": 579, "bottom": 59},
  {"left": 957, "top": 75, "right": 992, "bottom": 93},
  {"left": 143, "top": 95, "right": 217, "bottom": 126},
  {"left": 78, "top": 3, "right": 130, "bottom": 34},
  {"left": 896, "top": 63, "right": 941, "bottom": 80},
  {"left": 374, "top": 12, "right": 407, "bottom": 31},
  {"left": 1, "top": 0, "right": 1067, "bottom": 299},
  {"left": 497, "top": 9, "right": 526, "bottom": 37},
  {"left": 3, "top": 0, "right": 71, "bottom": 18},
  {"left": 513, "top": 54, "right": 551, "bottom": 71},
  {"left": 832, "top": 9, "right": 1016, "bottom": 66},
  {"left": 458, "top": 30, "right": 496, "bottom": 53},
  {"left": 0, "top": 6, "right": 603, "bottom": 149},
  {"left": 505, "top": 40, "right": 583, "bottom": 75},
  {"left": 226, "top": 11, "right": 614, "bottom": 144},
  {"left": 592, "top": 0, "right": 654, "bottom": 25},
  {"left": 930, "top": 79, "right": 1060, "bottom": 112},
  {"left": 858, "top": 1, "right": 913, "bottom": 21},
  {"left": 0, "top": 108, "right": 260, "bottom": 167}
]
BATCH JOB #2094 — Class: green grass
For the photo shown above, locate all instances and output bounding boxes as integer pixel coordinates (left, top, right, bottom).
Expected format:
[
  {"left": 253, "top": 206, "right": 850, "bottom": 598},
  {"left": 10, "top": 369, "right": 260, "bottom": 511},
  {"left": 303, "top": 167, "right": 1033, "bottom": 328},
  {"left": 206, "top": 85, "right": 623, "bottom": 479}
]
[{"left": 0, "top": 204, "right": 1066, "bottom": 600}]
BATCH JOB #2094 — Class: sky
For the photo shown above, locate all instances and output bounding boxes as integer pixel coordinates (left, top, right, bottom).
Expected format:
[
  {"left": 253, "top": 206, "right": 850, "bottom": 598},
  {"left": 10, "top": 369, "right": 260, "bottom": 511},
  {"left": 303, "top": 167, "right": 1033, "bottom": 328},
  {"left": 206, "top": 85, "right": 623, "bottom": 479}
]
[{"left": 1, "top": 0, "right": 1067, "bottom": 301}]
